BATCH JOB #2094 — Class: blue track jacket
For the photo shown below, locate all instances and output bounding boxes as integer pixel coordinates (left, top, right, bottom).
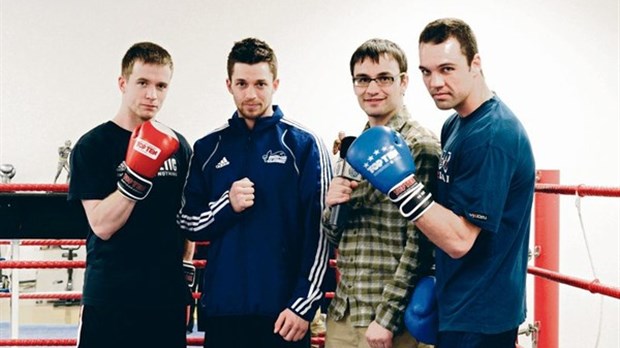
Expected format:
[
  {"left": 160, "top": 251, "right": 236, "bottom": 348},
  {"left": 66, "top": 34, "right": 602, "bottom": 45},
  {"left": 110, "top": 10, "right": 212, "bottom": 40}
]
[{"left": 177, "top": 106, "right": 332, "bottom": 321}]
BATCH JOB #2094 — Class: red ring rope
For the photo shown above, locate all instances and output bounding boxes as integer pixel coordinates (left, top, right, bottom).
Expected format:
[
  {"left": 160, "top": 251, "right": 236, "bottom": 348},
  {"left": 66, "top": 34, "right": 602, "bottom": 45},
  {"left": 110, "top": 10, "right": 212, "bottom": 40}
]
[
  {"left": 534, "top": 184, "right": 620, "bottom": 197},
  {"left": 3, "top": 182, "right": 619, "bottom": 196},
  {"left": 0, "top": 337, "right": 326, "bottom": 346},
  {"left": 0, "top": 260, "right": 207, "bottom": 269},
  {"left": 2, "top": 181, "right": 618, "bottom": 348},
  {"left": 0, "top": 184, "right": 68, "bottom": 192},
  {"left": 528, "top": 266, "right": 620, "bottom": 299},
  {"left": 0, "top": 240, "right": 85, "bottom": 246},
  {"left": 0, "top": 291, "right": 335, "bottom": 300}
]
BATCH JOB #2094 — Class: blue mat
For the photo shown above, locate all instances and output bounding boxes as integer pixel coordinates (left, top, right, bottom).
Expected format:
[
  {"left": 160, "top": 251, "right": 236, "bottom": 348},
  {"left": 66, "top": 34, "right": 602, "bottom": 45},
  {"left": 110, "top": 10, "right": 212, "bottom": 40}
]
[
  {"left": 0, "top": 322, "right": 78, "bottom": 338},
  {"left": 0, "top": 322, "right": 204, "bottom": 342}
]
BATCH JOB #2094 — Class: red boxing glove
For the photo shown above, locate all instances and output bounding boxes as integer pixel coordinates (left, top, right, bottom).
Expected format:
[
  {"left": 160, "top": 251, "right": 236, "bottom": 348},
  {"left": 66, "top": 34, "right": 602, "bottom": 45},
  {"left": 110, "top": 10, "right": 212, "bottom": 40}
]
[
  {"left": 118, "top": 120, "right": 180, "bottom": 200},
  {"left": 183, "top": 260, "right": 196, "bottom": 287}
]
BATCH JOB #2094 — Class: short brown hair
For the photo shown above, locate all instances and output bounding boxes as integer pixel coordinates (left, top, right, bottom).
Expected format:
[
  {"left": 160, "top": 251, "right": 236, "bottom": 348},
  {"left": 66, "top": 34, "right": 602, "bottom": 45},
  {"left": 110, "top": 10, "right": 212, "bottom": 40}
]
[
  {"left": 121, "top": 42, "right": 173, "bottom": 78},
  {"left": 227, "top": 38, "right": 278, "bottom": 80},
  {"left": 419, "top": 18, "right": 479, "bottom": 66},
  {"left": 349, "top": 38, "right": 408, "bottom": 76}
]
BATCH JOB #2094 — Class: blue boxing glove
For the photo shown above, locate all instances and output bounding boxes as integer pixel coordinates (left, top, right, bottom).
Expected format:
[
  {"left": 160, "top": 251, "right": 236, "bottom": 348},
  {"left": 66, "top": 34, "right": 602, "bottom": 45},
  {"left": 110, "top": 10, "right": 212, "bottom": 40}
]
[
  {"left": 404, "top": 276, "right": 438, "bottom": 345},
  {"left": 346, "top": 126, "right": 434, "bottom": 221}
]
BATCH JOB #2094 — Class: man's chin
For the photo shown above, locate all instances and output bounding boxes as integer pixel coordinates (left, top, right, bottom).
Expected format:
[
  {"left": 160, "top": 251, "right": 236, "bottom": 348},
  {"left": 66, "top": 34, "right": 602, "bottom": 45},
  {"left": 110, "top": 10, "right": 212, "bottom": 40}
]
[
  {"left": 240, "top": 112, "right": 261, "bottom": 120},
  {"left": 434, "top": 101, "right": 454, "bottom": 111},
  {"left": 240, "top": 108, "right": 270, "bottom": 119},
  {"left": 363, "top": 107, "right": 388, "bottom": 119},
  {"left": 139, "top": 114, "right": 156, "bottom": 121}
]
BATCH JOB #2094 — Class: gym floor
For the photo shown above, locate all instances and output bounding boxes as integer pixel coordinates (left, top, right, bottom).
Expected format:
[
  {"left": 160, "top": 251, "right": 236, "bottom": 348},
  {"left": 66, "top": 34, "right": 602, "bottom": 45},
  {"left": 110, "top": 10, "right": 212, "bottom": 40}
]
[{"left": 0, "top": 299, "right": 205, "bottom": 342}]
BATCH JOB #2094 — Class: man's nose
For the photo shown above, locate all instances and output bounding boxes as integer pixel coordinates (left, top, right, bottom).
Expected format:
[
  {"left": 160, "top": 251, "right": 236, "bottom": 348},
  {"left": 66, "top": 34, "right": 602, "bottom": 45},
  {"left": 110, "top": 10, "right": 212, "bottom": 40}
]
[
  {"left": 245, "top": 86, "right": 257, "bottom": 99},
  {"left": 145, "top": 86, "right": 158, "bottom": 99},
  {"left": 365, "top": 79, "right": 382, "bottom": 93},
  {"left": 429, "top": 73, "right": 444, "bottom": 88}
]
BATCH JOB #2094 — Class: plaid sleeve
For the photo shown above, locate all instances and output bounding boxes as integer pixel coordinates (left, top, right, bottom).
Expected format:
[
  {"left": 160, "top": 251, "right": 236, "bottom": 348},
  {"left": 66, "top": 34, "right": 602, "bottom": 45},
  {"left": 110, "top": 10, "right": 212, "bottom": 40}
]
[{"left": 374, "top": 130, "right": 440, "bottom": 331}]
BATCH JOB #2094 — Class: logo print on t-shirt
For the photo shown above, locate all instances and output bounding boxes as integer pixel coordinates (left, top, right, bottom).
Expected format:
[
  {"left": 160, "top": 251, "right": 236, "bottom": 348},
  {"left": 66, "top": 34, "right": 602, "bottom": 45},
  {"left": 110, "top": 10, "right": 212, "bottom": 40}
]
[
  {"left": 438, "top": 151, "right": 451, "bottom": 183},
  {"left": 468, "top": 212, "right": 488, "bottom": 221},
  {"left": 116, "top": 162, "right": 127, "bottom": 178},
  {"left": 158, "top": 158, "right": 178, "bottom": 177}
]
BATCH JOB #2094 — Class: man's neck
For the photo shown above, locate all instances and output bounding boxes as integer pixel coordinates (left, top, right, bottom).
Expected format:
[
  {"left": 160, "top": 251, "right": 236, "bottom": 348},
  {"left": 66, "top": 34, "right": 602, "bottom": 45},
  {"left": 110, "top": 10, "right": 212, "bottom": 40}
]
[
  {"left": 113, "top": 111, "right": 145, "bottom": 132},
  {"left": 367, "top": 109, "right": 400, "bottom": 127},
  {"left": 241, "top": 106, "right": 274, "bottom": 130},
  {"left": 456, "top": 83, "right": 493, "bottom": 118}
]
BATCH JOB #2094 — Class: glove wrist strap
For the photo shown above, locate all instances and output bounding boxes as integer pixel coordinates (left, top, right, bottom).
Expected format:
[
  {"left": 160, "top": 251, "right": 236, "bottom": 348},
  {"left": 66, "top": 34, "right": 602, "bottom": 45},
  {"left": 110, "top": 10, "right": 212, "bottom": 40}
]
[
  {"left": 117, "top": 164, "right": 153, "bottom": 201},
  {"left": 183, "top": 261, "right": 196, "bottom": 287},
  {"left": 388, "top": 174, "right": 434, "bottom": 221}
]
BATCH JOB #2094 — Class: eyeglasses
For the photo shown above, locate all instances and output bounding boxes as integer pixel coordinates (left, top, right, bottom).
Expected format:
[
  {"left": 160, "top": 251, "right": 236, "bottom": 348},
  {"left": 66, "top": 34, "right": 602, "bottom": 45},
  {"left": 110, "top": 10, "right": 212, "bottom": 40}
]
[{"left": 352, "top": 73, "right": 404, "bottom": 88}]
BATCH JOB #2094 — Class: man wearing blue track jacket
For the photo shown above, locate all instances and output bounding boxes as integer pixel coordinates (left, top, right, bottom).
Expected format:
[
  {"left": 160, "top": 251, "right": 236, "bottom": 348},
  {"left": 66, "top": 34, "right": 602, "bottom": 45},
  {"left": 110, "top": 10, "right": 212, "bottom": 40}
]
[{"left": 177, "top": 38, "right": 332, "bottom": 348}]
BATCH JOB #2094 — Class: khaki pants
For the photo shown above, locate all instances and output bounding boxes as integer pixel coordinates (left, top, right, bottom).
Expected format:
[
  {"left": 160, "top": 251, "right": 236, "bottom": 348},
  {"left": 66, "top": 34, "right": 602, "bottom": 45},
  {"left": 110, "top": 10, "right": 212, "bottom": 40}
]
[
  {"left": 311, "top": 308, "right": 327, "bottom": 348},
  {"left": 325, "top": 313, "right": 433, "bottom": 348}
]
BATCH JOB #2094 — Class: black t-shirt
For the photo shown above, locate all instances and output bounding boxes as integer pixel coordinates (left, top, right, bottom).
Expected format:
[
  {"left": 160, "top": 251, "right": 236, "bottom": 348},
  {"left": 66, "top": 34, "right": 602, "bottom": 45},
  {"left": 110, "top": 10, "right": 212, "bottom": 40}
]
[{"left": 68, "top": 121, "right": 192, "bottom": 307}]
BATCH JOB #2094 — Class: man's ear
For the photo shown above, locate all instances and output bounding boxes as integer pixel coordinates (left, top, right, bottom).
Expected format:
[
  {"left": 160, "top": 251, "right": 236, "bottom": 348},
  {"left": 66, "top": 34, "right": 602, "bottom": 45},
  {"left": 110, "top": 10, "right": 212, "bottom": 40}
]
[
  {"left": 272, "top": 78, "right": 280, "bottom": 92},
  {"left": 226, "top": 79, "right": 232, "bottom": 94},
  {"left": 471, "top": 54, "right": 482, "bottom": 75},
  {"left": 118, "top": 76, "right": 126, "bottom": 93},
  {"left": 400, "top": 72, "right": 409, "bottom": 94}
]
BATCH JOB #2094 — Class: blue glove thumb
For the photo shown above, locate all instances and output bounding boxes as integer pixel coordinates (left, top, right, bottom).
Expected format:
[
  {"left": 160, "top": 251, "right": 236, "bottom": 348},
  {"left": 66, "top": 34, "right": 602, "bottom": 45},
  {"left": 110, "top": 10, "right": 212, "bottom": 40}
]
[{"left": 404, "top": 275, "right": 438, "bottom": 345}]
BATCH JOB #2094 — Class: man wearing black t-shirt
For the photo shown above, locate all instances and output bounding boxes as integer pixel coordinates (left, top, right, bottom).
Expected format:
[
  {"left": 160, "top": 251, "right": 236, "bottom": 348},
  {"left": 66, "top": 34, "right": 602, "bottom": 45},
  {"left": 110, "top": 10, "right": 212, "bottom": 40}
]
[{"left": 69, "top": 42, "right": 193, "bottom": 348}]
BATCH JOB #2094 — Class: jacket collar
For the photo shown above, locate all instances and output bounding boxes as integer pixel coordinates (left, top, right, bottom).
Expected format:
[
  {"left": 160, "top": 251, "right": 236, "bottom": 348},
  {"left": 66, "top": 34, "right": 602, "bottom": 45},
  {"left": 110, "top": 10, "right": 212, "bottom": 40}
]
[{"left": 229, "top": 105, "right": 283, "bottom": 134}]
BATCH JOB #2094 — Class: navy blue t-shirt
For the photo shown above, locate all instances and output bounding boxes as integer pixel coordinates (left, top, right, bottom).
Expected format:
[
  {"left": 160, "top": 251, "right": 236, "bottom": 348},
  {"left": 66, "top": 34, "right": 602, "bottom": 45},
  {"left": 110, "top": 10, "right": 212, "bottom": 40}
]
[{"left": 435, "top": 96, "right": 535, "bottom": 333}]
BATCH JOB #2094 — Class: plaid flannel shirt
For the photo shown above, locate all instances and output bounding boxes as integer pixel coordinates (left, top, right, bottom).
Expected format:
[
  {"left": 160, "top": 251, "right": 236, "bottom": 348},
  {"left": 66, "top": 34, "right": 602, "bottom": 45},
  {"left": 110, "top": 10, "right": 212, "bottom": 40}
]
[{"left": 322, "top": 109, "right": 440, "bottom": 332}]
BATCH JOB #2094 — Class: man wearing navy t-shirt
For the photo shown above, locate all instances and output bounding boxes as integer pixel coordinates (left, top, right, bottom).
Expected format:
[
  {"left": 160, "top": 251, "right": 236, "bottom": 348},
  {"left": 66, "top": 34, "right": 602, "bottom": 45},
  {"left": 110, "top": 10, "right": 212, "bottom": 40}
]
[
  {"left": 412, "top": 18, "right": 536, "bottom": 348},
  {"left": 345, "top": 18, "right": 535, "bottom": 348}
]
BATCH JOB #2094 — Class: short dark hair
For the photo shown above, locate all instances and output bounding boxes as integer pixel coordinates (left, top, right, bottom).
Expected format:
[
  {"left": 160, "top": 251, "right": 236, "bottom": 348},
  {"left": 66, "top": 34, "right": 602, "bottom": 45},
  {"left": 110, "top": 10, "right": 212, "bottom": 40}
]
[
  {"left": 121, "top": 42, "right": 173, "bottom": 78},
  {"left": 227, "top": 38, "right": 278, "bottom": 80},
  {"left": 349, "top": 38, "right": 407, "bottom": 76},
  {"left": 419, "top": 18, "right": 479, "bottom": 66}
]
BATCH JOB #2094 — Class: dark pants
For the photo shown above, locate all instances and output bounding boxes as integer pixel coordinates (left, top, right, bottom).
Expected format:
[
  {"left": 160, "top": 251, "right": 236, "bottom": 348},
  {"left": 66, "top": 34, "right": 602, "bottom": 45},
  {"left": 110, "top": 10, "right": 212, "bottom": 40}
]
[
  {"left": 437, "top": 328, "right": 518, "bottom": 348},
  {"left": 203, "top": 315, "right": 310, "bottom": 348},
  {"left": 77, "top": 304, "right": 187, "bottom": 348}
]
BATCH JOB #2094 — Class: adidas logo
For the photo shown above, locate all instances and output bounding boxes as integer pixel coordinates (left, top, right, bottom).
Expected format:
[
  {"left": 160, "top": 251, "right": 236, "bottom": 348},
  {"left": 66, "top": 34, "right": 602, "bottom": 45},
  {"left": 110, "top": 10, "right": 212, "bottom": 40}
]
[{"left": 215, "top": 157, "right": 230, "bottom": 169}]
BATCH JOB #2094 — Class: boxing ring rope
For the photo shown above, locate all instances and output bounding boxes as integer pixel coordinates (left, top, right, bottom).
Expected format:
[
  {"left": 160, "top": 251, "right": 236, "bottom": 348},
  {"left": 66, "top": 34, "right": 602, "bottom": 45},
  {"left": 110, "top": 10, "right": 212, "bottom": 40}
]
[
  {"left": 533, "top": 183, "right": 620, "bottom": 197},
  {"left": 0, "top": 184, "right": 68, "bottom": 193},
  {"left": 0, "top": 240, "right": 85, "bottom": 246},
  {"left": 2, "top": 176, "right": 620, "bottom": 348},
  {"left": 0, "top": 338, "right": 328, "bottom": 347},
  {"left": 0, "top": 338, "right": 327, "bottom": 347},
  {"left": 0, "top": 240, "right": 210, "bottom": 247},
  {"left": 527, "top": 266, "right": 619, "bottom": 299},
  {"left": 0, "top": 256, "right": 329, "bottom": 347}
]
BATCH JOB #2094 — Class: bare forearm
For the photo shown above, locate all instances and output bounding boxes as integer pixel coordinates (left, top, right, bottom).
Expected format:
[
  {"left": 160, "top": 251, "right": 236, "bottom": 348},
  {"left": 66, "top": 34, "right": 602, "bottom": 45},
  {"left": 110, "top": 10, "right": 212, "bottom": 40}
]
[
  {"left": 82, "top": 191, "right": 135, "bottom": 240},
  {"left": 414, "top": 203, "right": 480, "bottom": 259},
  {"left": 182, "top": 240, "right": 195, "bottom": 261}
]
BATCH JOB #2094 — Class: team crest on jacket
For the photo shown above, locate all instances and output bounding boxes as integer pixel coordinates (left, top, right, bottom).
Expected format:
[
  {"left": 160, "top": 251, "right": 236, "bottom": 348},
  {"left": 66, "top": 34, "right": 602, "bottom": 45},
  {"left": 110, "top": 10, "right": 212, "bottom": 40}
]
[{"left": 262, "top": 150, "right": 287, "bottom": 164}]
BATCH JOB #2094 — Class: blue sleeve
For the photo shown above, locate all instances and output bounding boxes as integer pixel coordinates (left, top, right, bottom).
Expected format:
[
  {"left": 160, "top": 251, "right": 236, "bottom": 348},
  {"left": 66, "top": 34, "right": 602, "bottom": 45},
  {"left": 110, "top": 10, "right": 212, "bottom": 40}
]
[
  {"left": 450, "top": 143, "right": 515, "bottom": 233},
  {"left": 176, "top": 139, "right": 239, "bottom": 241},
  {"left": 287, "top": 135, "right": 333, "bottom": 321}
]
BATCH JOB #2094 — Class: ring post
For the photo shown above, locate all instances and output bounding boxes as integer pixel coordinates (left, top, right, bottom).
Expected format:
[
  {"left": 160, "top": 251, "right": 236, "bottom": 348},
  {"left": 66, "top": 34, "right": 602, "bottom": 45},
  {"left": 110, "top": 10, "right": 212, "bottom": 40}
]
[
  {"left": 534, "top": 169, "right": 560, "bottom": 348},
  {"left": 10, "top": 239, "right": 20, "bottom": 339}
]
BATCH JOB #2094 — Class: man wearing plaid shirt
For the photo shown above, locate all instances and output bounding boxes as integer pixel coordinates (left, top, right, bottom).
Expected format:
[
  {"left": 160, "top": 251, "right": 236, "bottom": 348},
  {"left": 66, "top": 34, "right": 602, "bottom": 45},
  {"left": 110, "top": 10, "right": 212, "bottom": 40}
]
[{"left": 322, "top": 39, "right": 440, "bottom": 348}]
